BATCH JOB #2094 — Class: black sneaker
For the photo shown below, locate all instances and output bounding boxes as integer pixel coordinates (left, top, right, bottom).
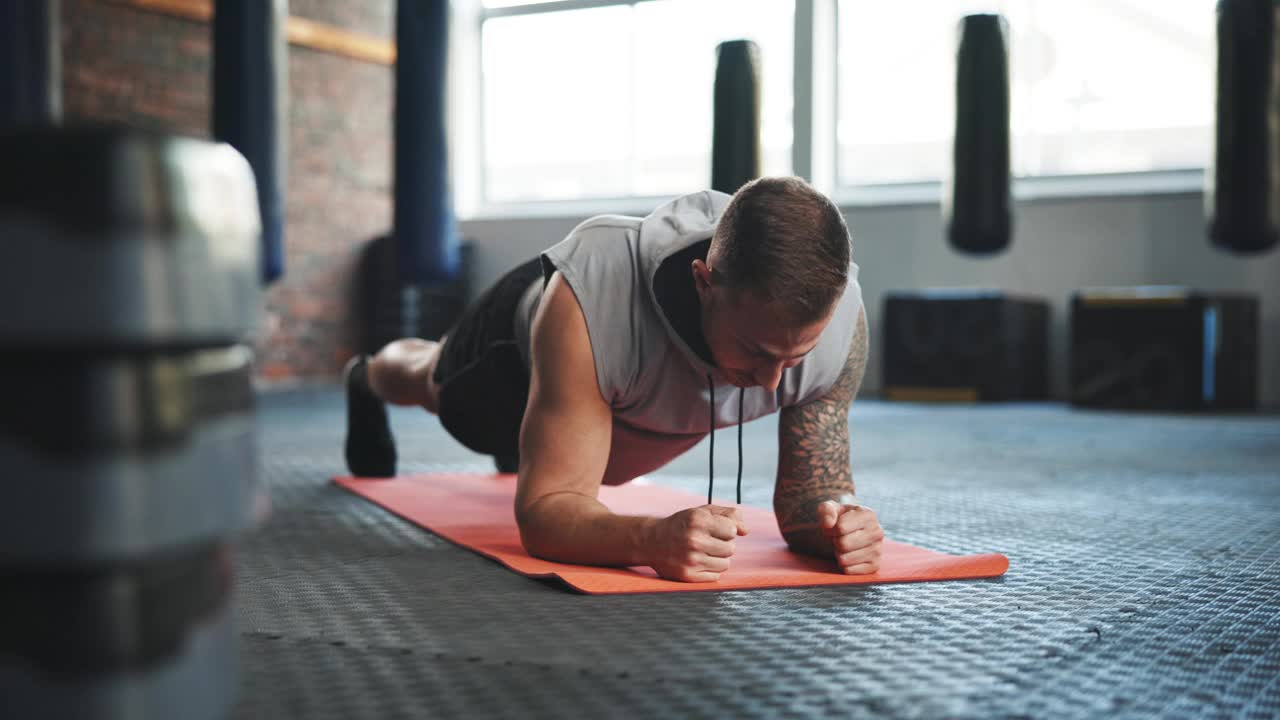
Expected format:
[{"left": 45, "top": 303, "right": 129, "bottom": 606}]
[
  {"left": 493, "top": 454, "right": 519, "bottom": 474},
  {"left": 343, "top": 355, "right": 397, "bottom": 478}
]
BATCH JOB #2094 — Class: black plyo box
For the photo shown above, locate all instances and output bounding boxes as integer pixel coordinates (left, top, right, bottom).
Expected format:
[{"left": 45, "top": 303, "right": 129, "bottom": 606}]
[
  {"left": 1069, "top": 287, "right": 1259, "bottom": 411},
  {"left": 882, "top": 290, "right": 1049, "bottom": 402}
]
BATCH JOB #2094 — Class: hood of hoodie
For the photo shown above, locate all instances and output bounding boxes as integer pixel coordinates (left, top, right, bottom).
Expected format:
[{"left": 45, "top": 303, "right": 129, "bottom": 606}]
[
  {"left": 638, "top": 190, "right": 734, "bottom": 379},
  {"left": 634, "top": 191, "right": 749, "bottom": 505}
]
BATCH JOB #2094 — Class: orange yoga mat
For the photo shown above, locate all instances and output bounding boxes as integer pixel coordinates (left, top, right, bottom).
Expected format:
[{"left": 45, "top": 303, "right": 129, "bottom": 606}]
[{"left": 334, "top": 473, "right": 1009, "bottom": 595}]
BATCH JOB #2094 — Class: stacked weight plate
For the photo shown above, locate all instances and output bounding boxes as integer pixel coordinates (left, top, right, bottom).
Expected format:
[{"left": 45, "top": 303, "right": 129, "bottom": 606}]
[{"left": 0, "top": 127, "right": 262, "bottom": 720}]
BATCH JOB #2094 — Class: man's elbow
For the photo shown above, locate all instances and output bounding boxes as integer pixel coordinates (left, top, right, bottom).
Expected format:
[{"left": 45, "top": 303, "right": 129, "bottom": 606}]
[
  {"left": 781, "top": 526, "right": 829, "bottom": 559},
  {"left": 515, "top": 497, "right": 559, "bottom": 560},
  {"left": 515, "top": 503, "right": 543, "bottom": 554},
  {"left": 517, "top": 522, "right": 554, "bottom": 559},
  {"left": 515, "top": 490, "right": 602, "bottom": 561}
]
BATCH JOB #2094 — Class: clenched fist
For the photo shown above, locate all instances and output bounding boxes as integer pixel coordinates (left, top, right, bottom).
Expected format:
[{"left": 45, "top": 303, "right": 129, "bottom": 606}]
[
  {"left": 647, "top": 505, "right": 748, "bottom": 582},
  {"left": 817, "top": 501, "right": 884, "bottom": 574}
]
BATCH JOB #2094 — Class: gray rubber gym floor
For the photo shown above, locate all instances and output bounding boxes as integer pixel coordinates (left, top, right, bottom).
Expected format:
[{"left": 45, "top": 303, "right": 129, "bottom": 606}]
[{"left": 233, "top": 389, "right": 1280, "bottom": 719}]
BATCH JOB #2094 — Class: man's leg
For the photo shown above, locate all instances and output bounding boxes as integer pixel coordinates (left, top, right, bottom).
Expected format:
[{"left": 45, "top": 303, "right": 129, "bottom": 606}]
[
  {"left": 367, "top": 337, "right": 445, "bottom": 413},
  {"left": 345, "top": 257, "right": 542, "bottom": 477},
  {"left": 343, "top": 335, "right": 448, "bottom": 477}
]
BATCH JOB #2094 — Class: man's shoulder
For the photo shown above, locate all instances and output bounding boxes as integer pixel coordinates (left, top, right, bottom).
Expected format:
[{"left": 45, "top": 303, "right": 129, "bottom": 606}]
[
  {"left": 783, "top": 271, "right": 866, "bottom": 408},
  {"left": 543, "top": 214, "right": 643, "bottom": 278},
  {"left": 568, "top": 213, "right": 642, "bottom": 238}
]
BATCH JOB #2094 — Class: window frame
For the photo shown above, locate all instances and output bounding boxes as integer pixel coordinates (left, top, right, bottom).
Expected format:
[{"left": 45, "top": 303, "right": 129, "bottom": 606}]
[{"left": 458, "top": 0, "right": 1209, "bottom": 220}]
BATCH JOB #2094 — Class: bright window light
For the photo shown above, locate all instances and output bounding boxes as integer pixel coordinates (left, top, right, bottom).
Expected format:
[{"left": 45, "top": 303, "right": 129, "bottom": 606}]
[
  {"left": 836, "top": 0, "right": 1215, "bottom": 186},
  {"left": 481, "top": 0, "right": 794, "bottom": 204},
  {"left": 482, "top": 0, "right": 564, "bottom": 8}
]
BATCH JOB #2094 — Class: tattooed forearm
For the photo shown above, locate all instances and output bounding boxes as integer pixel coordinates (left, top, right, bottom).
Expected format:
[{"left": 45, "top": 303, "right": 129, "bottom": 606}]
[{"left": 775, "top": 306, "right": 868, "bottom": 556}]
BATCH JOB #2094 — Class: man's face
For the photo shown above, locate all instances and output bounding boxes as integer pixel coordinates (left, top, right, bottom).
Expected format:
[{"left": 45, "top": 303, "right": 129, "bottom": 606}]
[{"left": 693, "top": 260, "right": 836, "bottom": 391}]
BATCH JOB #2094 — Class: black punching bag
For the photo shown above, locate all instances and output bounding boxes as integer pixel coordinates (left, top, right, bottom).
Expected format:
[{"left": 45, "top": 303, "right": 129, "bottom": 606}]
[
  {"left": 711, "top": 40, "right": 762, "bottom": 195},
  {"left": 1208, "top": 0, "right": 1280, "bottom": 254},
  {"left": 0, "top": 0, "right": 60, "bottom": 126},
  {"left": 946, "top": 14, "right": 1012, "bottom": 255},
  {"left": 213, "top": 0, "right": 288, "bottom": 284}
]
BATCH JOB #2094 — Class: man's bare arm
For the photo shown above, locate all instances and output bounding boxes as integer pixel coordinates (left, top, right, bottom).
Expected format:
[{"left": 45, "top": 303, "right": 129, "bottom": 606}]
[
  {"left": 774, "top": 305, "right": 869, "bottom": 556},
  {"left": 515, "top": 272, "right": 748, "bottom": 581},
  {"left": 514, "top": 272, "right": 654, "bottom": 566}
]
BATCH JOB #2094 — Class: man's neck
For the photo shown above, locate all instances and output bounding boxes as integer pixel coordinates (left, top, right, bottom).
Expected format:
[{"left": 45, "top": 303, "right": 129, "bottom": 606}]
[{"left": 652, "top": 239, "right": 716, "bottom": 366}]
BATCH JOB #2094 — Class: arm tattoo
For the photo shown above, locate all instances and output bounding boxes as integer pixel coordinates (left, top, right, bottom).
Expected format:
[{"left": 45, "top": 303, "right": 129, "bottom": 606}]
[{"left": 774, "top": 306, "right": 868, "bottom": 556}]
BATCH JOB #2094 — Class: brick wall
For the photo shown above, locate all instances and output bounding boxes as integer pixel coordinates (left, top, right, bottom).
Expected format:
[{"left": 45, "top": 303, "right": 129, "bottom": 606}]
[
  {"left": 61, "top": 0, "right": 394, "bottom": 383},
  {"left": 61, "top": 1, "right": 210, "bottom": 136},
  {"left": 290, "top": 0, "right": 392, "bottom": 40}
]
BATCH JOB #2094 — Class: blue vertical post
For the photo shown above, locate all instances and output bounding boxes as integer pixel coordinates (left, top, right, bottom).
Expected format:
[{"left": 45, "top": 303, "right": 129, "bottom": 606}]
[
  {"left": 395, "top": 0, "right": 459, "bottom": 287},
  {"left": 213, "top": 0, "right": 288, "bottom": 284},
  {"left": 0, "top": 0, "right": 60, "bottom": 126}
]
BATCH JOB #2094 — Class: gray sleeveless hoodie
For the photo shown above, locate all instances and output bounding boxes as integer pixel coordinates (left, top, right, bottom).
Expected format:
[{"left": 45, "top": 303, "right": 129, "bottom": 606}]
[{"left": 515, "top": 190, "right": 864, "bottom": 488}]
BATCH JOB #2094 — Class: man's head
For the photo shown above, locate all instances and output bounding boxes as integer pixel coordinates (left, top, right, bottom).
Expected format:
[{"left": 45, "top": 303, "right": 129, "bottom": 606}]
[{"left": 692, "top": 176, "right": 852, "bottom": 391}]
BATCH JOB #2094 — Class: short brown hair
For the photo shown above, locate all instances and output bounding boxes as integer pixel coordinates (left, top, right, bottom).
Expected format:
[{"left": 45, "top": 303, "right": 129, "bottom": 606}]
[{"left": 710, "top": 176, "right": 851, "bottom": 322}]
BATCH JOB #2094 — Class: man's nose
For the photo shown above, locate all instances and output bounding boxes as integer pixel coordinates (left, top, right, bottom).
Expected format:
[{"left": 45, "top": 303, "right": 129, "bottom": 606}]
[{"left": 754, "top": 362, "right": 785, "bottom": 392}]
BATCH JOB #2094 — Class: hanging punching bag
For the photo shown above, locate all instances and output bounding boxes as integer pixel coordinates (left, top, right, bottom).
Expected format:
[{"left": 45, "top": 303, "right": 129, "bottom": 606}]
[
  {"left": 395, "top": 0, "right": 459, "bottom": 287},
  {"left": 213, "top": 0, "right": 288, "bottom": 284},
  {"left": 0, "top": 0, "right": 60, "bottom": 126},
  {"left": 711, "top": 39, "right": 762, "bottom": 195},
  {"left": 1208, "top": 0, "right": 1280, "bottom": 255},
  {"left": 946, "top": 14, "right": 1012, "bottom": 255}
]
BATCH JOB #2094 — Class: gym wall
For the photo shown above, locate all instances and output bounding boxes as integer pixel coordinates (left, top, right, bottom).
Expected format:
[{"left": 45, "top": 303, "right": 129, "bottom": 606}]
[
  {"left": 459, "top": 190, "right": 1280, "bottom": 409},
  {"left": 60, "top": 0, "right": 394, "bottom": 383}
]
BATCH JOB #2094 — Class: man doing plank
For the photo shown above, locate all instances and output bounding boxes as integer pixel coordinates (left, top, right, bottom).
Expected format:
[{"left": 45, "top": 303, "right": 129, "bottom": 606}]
[{"left": 344, "top": 176, "right": 882, "bottom": 582}]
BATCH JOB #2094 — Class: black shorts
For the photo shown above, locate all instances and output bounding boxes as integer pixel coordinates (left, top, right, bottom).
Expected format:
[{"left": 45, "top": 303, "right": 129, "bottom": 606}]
[{"left": 433, "top": 258, "right": 543, "bottom": 461}]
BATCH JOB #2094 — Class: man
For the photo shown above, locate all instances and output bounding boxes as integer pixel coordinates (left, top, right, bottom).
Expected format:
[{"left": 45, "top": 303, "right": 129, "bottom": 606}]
[{"left": 344, "top": 176, "right": 883, "bottom": 583}]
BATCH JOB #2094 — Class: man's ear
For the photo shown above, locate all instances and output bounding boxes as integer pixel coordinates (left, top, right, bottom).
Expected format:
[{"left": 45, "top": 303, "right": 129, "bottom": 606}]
[{"left": 691, "top": 258, "right": 714, "bottom": 301}]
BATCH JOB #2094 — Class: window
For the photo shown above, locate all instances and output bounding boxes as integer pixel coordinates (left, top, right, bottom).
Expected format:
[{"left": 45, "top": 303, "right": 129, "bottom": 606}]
[
  {"left": 480, "top": 0, "right": 794, "bottom": 204},
  {"left": 836, "top": 0, "right": 1215, "bottom": 186},
  {"left": 482, "top": 0, "right": 563, "bottom": 7},
  {"left": 470, "top": 0, "right": 1216, "bottom": 210}
]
